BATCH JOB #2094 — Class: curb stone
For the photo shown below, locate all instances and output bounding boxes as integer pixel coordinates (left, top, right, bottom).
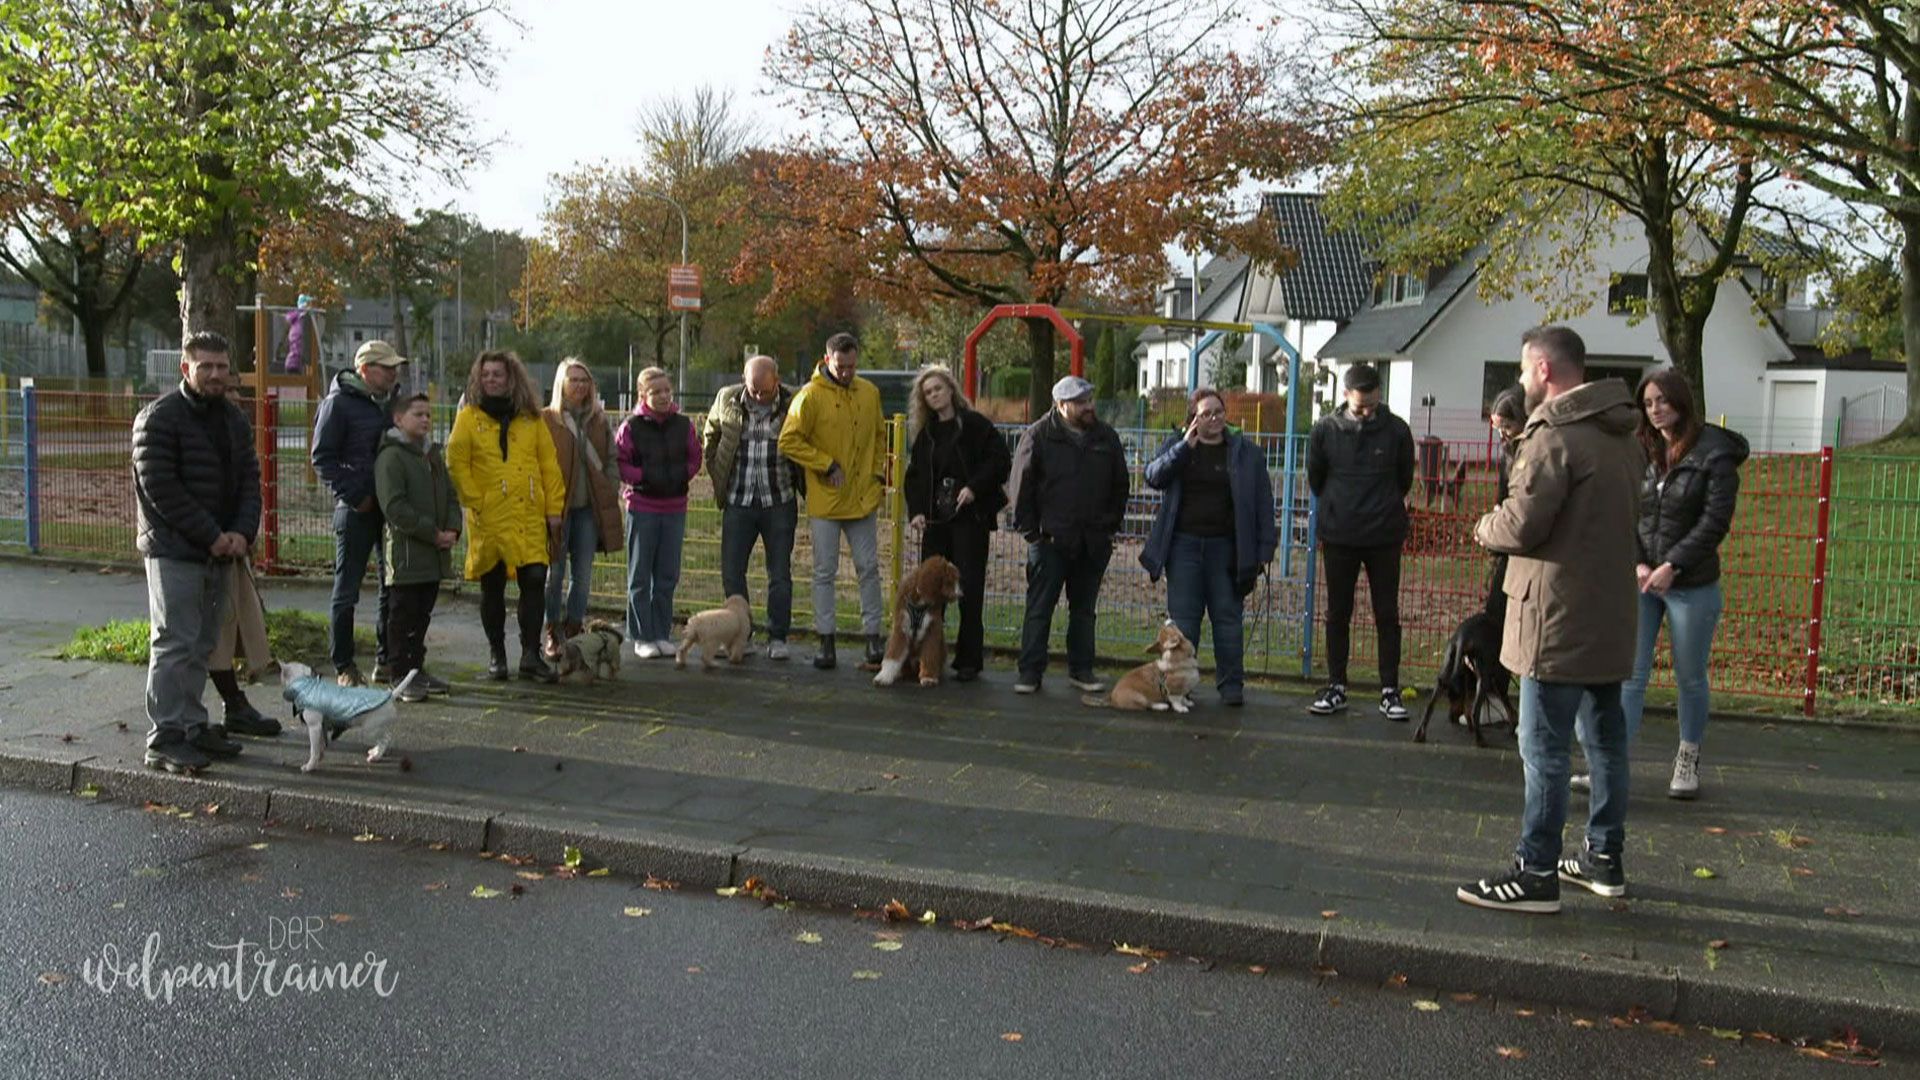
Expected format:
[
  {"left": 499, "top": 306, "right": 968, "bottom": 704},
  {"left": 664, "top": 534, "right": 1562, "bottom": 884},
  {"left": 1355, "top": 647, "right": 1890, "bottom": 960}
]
[{"left": 4, "top": 745, "right": 1916, "bottom": 1055}]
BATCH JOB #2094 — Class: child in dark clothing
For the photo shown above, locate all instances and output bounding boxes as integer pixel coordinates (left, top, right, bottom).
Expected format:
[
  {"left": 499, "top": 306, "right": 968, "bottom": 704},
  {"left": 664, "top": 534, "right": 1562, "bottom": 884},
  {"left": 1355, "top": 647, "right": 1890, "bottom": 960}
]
[{"left": 374, "top": 393, "right": 461, "bottom": 701}]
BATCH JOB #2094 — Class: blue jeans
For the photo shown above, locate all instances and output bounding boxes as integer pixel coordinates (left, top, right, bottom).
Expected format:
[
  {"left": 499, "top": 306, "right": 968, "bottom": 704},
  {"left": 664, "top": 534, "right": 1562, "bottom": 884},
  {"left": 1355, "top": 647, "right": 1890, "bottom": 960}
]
[
  {"left": 1018, "top": 538, "right": 1111, "bottom": 681},
  {"left": 1517, "top": 677, "right": 1629, "bottom": 872},
  {"left": 1621, "top": 582, "right": 1723, "bottom": 746},
  {"left": 721, "top": 500, "right": 797, "bottom": 641},
  {"left": 329, "top": 504, "right": 389, "bottom": 672},
  {"left": 545, "top": 506, "right": 599, "bottom": 626},
  {"left": 625, "top": 510, "right": 686, "bottom": 643},
  {"left": 1166, "top": 532, "right": 1243, "bottom": 693}
]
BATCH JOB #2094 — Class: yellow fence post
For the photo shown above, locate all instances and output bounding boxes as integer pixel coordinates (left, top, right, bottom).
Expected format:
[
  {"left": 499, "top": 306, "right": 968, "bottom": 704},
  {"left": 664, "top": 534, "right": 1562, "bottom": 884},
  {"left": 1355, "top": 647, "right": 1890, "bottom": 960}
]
[{"left": 888, "top": 413, "right": 907, "bottom": 624}]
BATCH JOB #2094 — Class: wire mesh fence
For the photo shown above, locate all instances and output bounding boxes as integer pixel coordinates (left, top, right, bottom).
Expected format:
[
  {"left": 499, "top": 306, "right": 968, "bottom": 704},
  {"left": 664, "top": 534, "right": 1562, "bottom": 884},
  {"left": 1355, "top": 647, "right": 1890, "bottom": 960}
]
[{"left": 5, "top": 383, "right": 1915, "bottom": 714}]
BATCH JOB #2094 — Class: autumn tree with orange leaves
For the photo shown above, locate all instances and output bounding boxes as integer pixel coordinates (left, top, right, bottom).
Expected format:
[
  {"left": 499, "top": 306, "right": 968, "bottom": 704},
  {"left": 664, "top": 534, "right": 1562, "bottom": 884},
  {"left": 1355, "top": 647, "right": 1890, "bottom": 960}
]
[
  {"left": 1438, "top": 0, "right": 1920, "bottom": 436},
  {"left": 749, "top": 0, "right": 1315, "bottom": 414}
]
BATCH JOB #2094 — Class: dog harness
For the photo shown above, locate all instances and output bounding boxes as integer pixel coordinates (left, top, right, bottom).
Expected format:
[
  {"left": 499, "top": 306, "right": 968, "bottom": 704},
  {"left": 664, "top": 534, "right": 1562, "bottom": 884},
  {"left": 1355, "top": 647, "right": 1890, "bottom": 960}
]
[{"left": 904, "top": 599, "right": 932, "bottom": 642}]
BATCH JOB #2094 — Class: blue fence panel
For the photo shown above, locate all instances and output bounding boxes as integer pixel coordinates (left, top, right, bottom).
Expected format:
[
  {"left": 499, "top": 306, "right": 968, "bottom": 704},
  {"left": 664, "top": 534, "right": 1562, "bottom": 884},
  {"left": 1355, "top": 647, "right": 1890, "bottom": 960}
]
[{"left": 0, "top": 380, "right": 26, "bottom": 552}]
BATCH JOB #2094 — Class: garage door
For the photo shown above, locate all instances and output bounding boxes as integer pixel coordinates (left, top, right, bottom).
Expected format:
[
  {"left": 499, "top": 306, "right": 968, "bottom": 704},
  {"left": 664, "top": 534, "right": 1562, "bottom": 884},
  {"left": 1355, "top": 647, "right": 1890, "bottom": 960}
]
[{"left": 1766, "top": 380, "right": 1819, "bottom": 452}]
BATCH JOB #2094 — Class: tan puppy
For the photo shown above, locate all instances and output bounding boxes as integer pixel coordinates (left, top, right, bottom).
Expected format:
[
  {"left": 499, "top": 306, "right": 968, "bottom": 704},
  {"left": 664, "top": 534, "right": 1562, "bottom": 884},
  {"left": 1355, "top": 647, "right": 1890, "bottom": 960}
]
[
  {"left": 873, "top": 556, "right": 962, "bottom": 688},
  {"left": 1083, "top": 622, "right": 1200, "bottom": 713},
  {"left": 557, "top": 619, "right": 624, "bottom": 685},
  {"left": 677, "top": 595, "right": 753, "bottom": 671}
]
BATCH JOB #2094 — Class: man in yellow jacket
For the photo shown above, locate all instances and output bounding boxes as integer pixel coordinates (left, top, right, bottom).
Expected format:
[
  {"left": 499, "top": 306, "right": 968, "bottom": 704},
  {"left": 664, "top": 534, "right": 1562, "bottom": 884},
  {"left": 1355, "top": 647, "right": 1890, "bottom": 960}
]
[{"left": 777, "top": 332, "right": 886, "bottom": 670}]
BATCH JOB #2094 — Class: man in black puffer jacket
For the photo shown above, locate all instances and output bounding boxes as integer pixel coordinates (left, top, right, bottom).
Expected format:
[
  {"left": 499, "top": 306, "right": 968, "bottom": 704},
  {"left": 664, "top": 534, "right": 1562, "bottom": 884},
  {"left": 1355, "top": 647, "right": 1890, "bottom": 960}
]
[
  {"left": 1007, "top": 375, "right": 1130, "bottom": 695},
  {"left": 132, "top": 331, "right": 261, "bottom": 774},
  {"left": 311, "top": 339, "right": 409, "bottom": 686},
  {"left": 1306, "top": 362, "right": 1416, "bottom": 720}
]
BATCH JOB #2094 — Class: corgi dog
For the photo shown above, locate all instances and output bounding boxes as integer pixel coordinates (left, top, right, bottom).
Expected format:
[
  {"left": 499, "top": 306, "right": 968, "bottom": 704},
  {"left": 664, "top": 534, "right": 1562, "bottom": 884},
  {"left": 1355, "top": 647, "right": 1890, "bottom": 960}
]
[{"left": 1083, "top": 621, "right": 1200, "bottom": 712}]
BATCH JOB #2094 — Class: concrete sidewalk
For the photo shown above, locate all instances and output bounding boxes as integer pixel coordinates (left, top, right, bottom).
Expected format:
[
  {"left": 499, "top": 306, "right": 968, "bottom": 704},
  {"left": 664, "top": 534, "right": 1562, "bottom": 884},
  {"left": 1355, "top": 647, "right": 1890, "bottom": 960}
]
[{"left": 2, "top": 559, "right": 1915, "bottom": 1052}]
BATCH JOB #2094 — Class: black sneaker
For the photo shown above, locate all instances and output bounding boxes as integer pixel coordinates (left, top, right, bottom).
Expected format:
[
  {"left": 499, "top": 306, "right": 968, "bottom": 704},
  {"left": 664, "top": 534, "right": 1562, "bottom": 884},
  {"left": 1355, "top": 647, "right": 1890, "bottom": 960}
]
[
  {"left": 1309, "top": 683, "right": 1347, "bottom": 714},
  {"left": 144, "top": 737, "right": 210, "bottom": 774},
  {"left": 864, "top": 634, "right": 885, "bottom": 667},
  {"left": 1379, "top": 687, "right": 1409, "bottom": 721},
  {"left": 1557, "top": 844, "right": 1627, "bottom": 898},
  {"left": 1457, "top": 861, "right": 1561, "bottom": 914},
  {"left": 419, "top": 671, "right": 451, "bottom": 697},
  {"left": 191, "top": 726, "right": 244, "bottom": 759},
  {"left": 222, "top": 703, "right": 282, "bottom": 738}
]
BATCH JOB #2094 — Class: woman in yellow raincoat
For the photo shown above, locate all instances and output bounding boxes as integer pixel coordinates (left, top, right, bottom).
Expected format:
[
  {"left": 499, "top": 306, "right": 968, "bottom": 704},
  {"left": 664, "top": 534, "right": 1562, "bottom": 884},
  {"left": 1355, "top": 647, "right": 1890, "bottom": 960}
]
[{"left": 447, "top": 350, "right": 566, "bottom": 681}]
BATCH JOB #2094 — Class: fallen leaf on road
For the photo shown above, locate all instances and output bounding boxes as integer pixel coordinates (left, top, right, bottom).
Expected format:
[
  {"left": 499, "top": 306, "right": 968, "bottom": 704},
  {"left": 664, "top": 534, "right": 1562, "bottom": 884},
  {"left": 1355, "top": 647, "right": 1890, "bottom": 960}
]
[
  {"left": 1609, "top": 1016, "right": 1634, "bottom": 1030},
  {"left": 643, "top": 875, "right": 680, "bottom": 891},
  {"left": 991, "top": 922, "right": 1039, "bottom": 939},
  {"left": 563, "top": 846, "right": 583, "bottom": 869},
  {"left": 714, "top": 887, "right": 740, "bottom": 897},
  {"left": 352, "top": 831, "right": 378, "bottom": 843},
  {"left": 1496, "top": 1046, "right": 1527, "bottom": 1060},
  {"left": 852, "top": 970, "right": 882, "bottom": 980},
  {"left": 1571, "top": 1019, "right": 1595, "bottom": 1029},
  {"left": 883, "top": 772, "right": 901, "bottom": 780},
  {"left": 248, "top": 842, "right": 269, "bottom": 851},
  {"left": 882, "top": 899, "right": 912, "bottom": 921},
  {"left": 516, "top": 871, "right": 545, "bottom": 881},
  {"left": 423, "top": 881, "right": 447, "bottom": 892},
  {"left": 1514, "top": 1009, "right": 1535, "bottom": 1018},
  {"left": 1312, "top": 964, "right": 1338, "bottom": 977},
  {"left": 1128, "top": 962, "right": 1152, "bottom": 974},
  {"left": 1320, "top": 909, "right": 1339, "bottom": 919},
  {"left": 1001, "top": 1032, "right": 1023, "bottom": 1042},
  {"left": 1413, "top": 1000, "right": 1441, "bottom": 1012},
  {"left": 1385, "top": 973, "right": 1408, "bottom": 989},
  {"left": 280, "top": 887, "right": 300, "bottom": 899},
  {"left": 794, "top": 932, "right": 822, "bottom": 944},
  {"left": 1749, "top": 1031, "right": 1780, "bottom": 1043},
  {"left": 587, "top": 868, "right": 610, "bottom": 877},
  {"left": 1114, "top": 943, "right": 1168, "bottom": 959},
  {"left": 1790, "top": 866, "right": 1815, "bottom": 877},
  {"left": 622, "top": 907, "right": 652, "bottom": 918},
  {"left": 1707, "top": 939, "right": 1730, "bottom": 950},
  {"left": 1823, "top": 905, "right": 1863, "bottom": 918},
  {"left": 1703, "top": 826, "right": 1728, "bottom": 835},
  {"left": 1699, "top": 1056, "right": 1718, "bottom": 1068},
  {"left": 38, "top": 972, "right": 66, "bottom": 986},
  {"left": 918, "top": 910, "right": 937, "bottom": 924},
  {"left": 1705, "top": 1027, "right": 1743, "bottom": 1041},
  {"left": 330, "top": 914, "right": 353, "bottom": 924},
  {"left": 428, "top": 842, "right": 449, "bottom": 851},
  {"left": 872, "top": 940, "right": 903, "bottom": 952},
  {"left": 470, "top": 886, "right": 503, "bottom": 899},
  {"left": 1249, "top": 965, "right": 1267, "bottom": 975},
  {"left": 686, "top": 966, "right": 702, "bottom": 974},
  {"left": 1692, "top": 867, "right": 1718, "bottom": 879},
  {"left": 954, "top": 916, "right": 996, "bottom": 931},
  {"left": 1650, "top": 1021, "right": 1685, "bottom": 1036},
  {"left": 76, "top": 785, "right": 100, "bottom": 799},
  {"left": 1451, "top": 992, "right": 1479, "bottom": 1003}
]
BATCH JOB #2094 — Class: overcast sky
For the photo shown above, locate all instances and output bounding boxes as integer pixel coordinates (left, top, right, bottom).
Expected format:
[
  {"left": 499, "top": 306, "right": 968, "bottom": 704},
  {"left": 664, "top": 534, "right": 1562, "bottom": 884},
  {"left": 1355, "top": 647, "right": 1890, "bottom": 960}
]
[{"left": 422, "top": 0, "right": 797, "bottom": 234}]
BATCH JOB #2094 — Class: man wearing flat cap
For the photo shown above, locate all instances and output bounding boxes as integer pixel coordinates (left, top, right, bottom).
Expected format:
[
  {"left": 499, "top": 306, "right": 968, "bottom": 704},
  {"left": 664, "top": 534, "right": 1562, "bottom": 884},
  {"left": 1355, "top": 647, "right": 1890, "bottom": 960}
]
[
  {"left": 1007, "top": 375, "right": 1130, "bottom": 695},
  {"left": 312, "top": 339, "right": 411, "bottom": 686}
]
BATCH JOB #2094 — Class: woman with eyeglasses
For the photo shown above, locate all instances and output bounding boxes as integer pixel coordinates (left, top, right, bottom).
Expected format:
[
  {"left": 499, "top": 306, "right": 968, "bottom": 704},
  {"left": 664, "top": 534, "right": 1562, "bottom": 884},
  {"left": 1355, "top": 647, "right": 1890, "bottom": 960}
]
[
  {"left": 903, "top": 366, "right": 1011, "bottom": 681},
  {"left": 1140, "top": 387, "right": 1278, "bottom": 707}
]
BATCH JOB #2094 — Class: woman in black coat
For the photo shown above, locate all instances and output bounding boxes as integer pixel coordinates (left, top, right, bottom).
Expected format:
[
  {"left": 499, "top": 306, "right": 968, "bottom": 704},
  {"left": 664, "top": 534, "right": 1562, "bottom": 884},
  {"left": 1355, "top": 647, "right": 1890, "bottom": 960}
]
[{"left": 904, "top": 366, "right": 1011, "bottom": 681}]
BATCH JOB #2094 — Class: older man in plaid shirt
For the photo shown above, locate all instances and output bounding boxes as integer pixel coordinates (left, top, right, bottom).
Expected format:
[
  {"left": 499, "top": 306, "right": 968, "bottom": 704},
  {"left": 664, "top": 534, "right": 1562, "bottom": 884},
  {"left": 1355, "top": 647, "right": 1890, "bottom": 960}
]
[{"left": 701, "top": 354, "right": 804, "bottom": 659}]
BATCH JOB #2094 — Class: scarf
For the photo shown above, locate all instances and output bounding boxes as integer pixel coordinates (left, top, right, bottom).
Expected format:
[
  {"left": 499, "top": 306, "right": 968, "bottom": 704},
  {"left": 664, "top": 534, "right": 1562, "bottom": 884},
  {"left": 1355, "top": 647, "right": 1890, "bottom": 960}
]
[
  {"left": 480, "top": 395, "right": 516, "bottom": 459},
  {"left": 564, "top": 405, "right": 604, "bottom": 474}
]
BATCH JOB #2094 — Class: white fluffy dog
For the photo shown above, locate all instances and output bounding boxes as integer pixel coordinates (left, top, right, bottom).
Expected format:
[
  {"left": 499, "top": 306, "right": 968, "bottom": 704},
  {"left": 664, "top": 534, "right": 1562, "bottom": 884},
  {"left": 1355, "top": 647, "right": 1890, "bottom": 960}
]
[
  {"left": 675, "top": 595, "right": 753, "bottom": 671},
  {"left": 279, "top": 661, "right": 415, "bottom": 772}
]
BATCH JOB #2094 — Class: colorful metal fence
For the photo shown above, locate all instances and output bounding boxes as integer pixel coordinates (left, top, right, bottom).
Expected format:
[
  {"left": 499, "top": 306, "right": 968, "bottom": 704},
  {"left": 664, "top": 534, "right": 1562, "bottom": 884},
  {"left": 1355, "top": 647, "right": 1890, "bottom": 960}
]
[{"left": 6, "top": 386, "right": 1915, "bottom": 715}]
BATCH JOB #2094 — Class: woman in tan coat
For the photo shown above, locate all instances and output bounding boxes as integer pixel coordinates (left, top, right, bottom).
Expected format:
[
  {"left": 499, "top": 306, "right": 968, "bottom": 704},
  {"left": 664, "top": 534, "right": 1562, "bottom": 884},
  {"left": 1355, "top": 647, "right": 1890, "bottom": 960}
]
[
  {"left": 447, "top": 350, "right": 566, "bottom": 681},
  {"left": 540, "top": 358, "right": 623, "bottom": 657}
]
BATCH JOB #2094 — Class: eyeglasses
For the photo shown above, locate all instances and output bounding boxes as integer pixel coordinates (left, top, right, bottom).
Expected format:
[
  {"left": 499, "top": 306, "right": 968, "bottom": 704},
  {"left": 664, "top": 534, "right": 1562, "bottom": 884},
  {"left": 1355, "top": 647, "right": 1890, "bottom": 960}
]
[{"left": 1196, "top": 409, "right": 1226, "bottom": 419}]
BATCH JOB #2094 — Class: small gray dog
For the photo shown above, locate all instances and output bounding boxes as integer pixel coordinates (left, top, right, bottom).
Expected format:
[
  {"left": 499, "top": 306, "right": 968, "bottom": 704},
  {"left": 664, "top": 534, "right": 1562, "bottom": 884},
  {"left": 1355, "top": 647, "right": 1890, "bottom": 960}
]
[{"left": 280, "top": 661, "right": 415, "bottom": 772}]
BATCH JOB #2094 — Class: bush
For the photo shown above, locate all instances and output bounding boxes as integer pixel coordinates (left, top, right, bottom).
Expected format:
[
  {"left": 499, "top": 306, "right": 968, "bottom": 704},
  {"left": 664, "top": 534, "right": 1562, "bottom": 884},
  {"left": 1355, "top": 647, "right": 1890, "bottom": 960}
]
[{"left": 990, "top": 366, "right": 1031, "bottom": 402}]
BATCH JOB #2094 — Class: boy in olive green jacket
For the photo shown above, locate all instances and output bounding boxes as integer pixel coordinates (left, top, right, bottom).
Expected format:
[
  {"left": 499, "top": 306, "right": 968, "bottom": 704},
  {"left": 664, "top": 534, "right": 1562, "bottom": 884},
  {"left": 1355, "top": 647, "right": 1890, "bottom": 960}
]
[{"left": 374, "top": 393, "right": 461, "bottom": 700}]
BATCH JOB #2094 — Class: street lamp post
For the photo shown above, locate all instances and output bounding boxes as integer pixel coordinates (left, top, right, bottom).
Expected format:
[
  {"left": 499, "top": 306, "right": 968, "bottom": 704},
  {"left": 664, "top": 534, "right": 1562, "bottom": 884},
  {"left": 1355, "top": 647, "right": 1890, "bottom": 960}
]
[{"left": 633, "top": 188, "right": 690, "bottom": 399}]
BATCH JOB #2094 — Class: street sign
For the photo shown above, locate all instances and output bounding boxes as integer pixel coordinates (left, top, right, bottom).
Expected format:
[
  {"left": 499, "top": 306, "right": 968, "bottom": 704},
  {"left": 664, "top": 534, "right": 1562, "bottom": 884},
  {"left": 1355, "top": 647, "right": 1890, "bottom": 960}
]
[{"left": 668, "top": 264, "right": 702, "bottom": 312}]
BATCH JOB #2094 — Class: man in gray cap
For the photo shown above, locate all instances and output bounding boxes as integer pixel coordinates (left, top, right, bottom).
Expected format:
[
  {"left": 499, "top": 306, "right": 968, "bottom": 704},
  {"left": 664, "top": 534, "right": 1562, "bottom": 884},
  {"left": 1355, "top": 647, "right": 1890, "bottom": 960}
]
[
  {"left": 1007, "top": 374, "right": 1130, "bottom": 694},
  {"left": 312, "top": 339, "right": 410, "bottom": 686}
]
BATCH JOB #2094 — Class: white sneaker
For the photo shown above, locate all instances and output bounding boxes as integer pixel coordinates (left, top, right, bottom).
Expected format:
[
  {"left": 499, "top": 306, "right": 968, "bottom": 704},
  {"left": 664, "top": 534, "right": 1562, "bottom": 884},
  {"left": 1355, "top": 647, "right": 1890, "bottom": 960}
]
[
  {"left": 655, "top": 639, "right": 674, "bottom": 656},
  {"left": 1668, "top": 742, "right": 1701, "bottom": 800},
  {"left": 1013, "top": 680, "right": 1039, "bottom": 694},
  {"left": 767, "top": 640, "right": 790, "bottom": 661},
  {"left": 1068, "top": 675, "right": 1106, "bottom": 693},
  {"left": 634, "top": 641, "right": 660, "bottom": 660}
]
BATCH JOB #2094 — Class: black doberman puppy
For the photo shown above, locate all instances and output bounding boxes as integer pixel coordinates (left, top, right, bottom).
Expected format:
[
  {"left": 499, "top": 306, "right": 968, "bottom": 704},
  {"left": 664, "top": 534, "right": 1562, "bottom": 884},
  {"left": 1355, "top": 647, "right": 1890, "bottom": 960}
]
[{"left": 1413, "top": 607, "right": 1514, "bottom": 747}]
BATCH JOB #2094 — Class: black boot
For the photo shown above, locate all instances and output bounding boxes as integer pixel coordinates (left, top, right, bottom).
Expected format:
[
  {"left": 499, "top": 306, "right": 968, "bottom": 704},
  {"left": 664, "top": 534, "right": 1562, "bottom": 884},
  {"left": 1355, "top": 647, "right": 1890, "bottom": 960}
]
[
  {"left": 812, "top": 633, "right": 837, "bottom": 671},
  {"left": 519, "top": 649, "right": 558, "bottom": 684},
  {"left": 190, "top": 726, "right": 243, "bottom": 759},
  {"left": 486, "top": 644, "right": 510, "bottom": 681},
  {"left": 864, "top": 634, "right": 885, "bottom": 667},
  {"left": 210, "top": 669, "right": 281, "bottom": 737}
]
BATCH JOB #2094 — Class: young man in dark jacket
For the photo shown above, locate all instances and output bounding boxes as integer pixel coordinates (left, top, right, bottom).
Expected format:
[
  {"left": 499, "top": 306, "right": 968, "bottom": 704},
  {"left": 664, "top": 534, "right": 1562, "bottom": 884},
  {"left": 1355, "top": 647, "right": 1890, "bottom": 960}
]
[
  {"left": 311, "top": 339, "right": 409, "bottom": 686},
  {"left": 132, "top": 331, "right": 260, "bottom": 774},
  {"left": 1306, "top": 362, "right": 1416, "bottom": 719},
  {"left": 1007, "top": 375, "right": 1130, "bottom": 695},
  {"left": 374, "top": 392, "right": 461, "bottom": 702}
]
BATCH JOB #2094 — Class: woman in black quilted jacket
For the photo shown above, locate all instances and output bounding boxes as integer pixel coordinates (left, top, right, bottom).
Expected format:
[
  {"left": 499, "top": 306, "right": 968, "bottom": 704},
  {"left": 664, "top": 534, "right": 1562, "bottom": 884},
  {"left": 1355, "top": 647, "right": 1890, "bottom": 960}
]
[{"left": 1622, "top": 369, "right": 1748, "bottom": 800}]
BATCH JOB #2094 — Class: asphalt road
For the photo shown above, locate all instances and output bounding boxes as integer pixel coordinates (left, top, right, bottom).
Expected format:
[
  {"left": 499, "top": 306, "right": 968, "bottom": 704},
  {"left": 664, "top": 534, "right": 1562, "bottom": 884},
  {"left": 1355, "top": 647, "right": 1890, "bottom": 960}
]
[{"left": 0, "top": 790, "right": 1884, "bottom": 1079}]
